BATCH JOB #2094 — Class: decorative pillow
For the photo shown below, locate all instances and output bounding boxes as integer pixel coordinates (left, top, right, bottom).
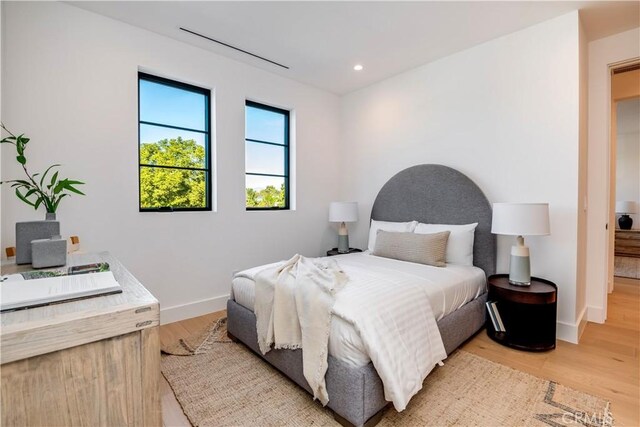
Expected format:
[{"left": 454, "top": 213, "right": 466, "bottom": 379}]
[
  {"left": 373, "top": 230, "right": 450, "bottom": 267},
  {"left": 367, "top": 220, "right": 418, "bottom": 252},
  {"left": 414, "top": 223, "right": 478, "bottom": 266}
]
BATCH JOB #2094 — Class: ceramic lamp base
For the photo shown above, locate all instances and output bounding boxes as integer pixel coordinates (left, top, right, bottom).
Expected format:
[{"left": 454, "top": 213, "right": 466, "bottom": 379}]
[
  {"left": 618, "top": 214, "right": 633, "bottom": 230},
  {"left": 509, "top": 236, "right": 531, "bottom": 286},
  {"left": 337, "top": 235, "right": 350, "bottom": 253},
  {"left": 509, "top": 254, "right": 531, "bottom": 286}
]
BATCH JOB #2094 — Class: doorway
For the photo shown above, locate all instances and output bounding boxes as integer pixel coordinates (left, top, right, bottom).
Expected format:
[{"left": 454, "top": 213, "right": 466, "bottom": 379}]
[{"left": 608, "top": 63, "right": 640, "bottom": 291}]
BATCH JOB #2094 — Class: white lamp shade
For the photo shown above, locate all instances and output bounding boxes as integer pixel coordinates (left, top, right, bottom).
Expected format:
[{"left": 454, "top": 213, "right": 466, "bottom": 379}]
[
  {"left": 329, "top": 202, "right": 358, "bottom": 222},
  {"left": 615, "top": 201, "right": 637, "bottom": 214},
  {"left": 491, "top": 203, "right": 550, "bottom": 236}
]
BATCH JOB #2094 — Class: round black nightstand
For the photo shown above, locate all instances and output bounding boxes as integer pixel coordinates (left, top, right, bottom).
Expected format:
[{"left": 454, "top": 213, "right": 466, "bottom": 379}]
[
  {"left": 486, "top": 274, "right": 557, "bottom": 352},
  {"left": 326, "top": 248, "right": 362, "bottom": 257}
]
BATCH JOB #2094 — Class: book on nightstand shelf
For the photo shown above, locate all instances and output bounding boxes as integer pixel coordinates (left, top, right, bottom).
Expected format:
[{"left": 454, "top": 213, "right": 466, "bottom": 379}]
[{"left": 486, "top": 301, "right": 506, "bottom": 332}]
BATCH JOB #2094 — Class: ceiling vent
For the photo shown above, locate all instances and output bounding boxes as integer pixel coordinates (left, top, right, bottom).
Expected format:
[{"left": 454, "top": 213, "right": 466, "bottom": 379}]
[{"left": 179, "top": 27, "right": 290, "bottom": 70}]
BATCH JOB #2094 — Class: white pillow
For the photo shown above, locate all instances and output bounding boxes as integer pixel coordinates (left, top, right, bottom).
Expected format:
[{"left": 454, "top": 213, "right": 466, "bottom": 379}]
[
  {"left": 368, "top": 220, "right": 418, "bottom": 252},
  {"left": 414, "top": 222, "right": 478, "bottom": 266}
]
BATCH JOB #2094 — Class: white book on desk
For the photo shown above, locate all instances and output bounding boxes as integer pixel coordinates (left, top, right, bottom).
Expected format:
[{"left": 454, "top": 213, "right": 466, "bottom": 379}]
[{"left": 0, "top": 271, "right": 122, "bottom": 312}]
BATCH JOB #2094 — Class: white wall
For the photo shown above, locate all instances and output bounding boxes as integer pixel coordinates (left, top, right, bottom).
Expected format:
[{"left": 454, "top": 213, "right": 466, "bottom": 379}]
[
  {"left": 586, "top": 28, "right": 640, "bottom": 323},
  {"left": 615, "top": 98, "right": 640, "bottom": 228},
  {"left": 575, "top": 14, "right": 589, "bottom": 340},
  {"left": 341, "top": 12, "right": 583, "bottom": 342},
  {"left": 0, "top": 2, "right": 3, "bottom": 254},
  {"left": 0, "top": 2, "right": 342, "bottom": 323}
]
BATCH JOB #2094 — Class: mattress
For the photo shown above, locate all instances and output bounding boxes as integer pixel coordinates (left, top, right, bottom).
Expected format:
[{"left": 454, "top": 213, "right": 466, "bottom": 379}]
[{"left": 231, "top": 252, "right": 486, "bottom": 368}]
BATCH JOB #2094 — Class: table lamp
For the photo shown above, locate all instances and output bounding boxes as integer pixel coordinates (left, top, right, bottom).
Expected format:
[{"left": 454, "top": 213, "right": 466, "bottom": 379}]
[
  {"left": 329, "top": 202, "right": 358, "bottom": 253},
  {"left": 491, "top": 203, "right": 550, "bottom": 286},
  {"left": 615, "top": 201, "right": 637, "bottom": 230}
]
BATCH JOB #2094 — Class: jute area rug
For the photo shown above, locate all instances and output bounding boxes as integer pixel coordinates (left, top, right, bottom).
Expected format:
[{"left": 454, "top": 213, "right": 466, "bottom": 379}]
[{"left": 161, "top": 318, "right": 613, "bottom": 427}]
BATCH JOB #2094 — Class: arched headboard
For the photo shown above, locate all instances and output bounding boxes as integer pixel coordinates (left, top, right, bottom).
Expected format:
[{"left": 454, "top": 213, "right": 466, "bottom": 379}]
[{"left": 370, "top": 164, "right": 496, "bottom": 277}]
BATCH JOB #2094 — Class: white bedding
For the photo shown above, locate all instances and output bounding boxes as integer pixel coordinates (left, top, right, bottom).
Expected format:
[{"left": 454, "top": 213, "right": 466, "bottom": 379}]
[
  {"left": 254, "top": 255, "right": 347, "bottom": 405},
  {"left": 232, "top": 252, "right": 486, "bottom": 368}
]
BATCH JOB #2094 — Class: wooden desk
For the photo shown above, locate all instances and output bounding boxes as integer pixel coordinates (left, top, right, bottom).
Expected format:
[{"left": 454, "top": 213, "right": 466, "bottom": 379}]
[
  {"left": 615, "top": 229, "right": 640, "bottom": 258},
  {"left": 1, "top": 252, "right": 161, "bottom": 426}
]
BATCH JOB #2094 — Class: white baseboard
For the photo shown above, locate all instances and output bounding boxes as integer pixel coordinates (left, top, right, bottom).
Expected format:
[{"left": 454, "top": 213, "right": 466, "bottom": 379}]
[
  {"left": 577, "top": 306, "right": 588, "bottom": 341},
  {"left": 160, "top": 294, "right": 229, "bottom": 325},
  {"left": 556, "top": 321, "right": 578, "bottom": 344},
  {"left": 586, "top": 305, "right": 606, "bottom": 324},
  {"left": 556, "top": 306, "right": 588, "bottom": 344}
]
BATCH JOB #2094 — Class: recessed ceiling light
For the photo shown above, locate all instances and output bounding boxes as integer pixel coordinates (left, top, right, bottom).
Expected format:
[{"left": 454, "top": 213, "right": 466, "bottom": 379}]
[{"left": 353, "top": 64, "right": 363, "bottom": 71}]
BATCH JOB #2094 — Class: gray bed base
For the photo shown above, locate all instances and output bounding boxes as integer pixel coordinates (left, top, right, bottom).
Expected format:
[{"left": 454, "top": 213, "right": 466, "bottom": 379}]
[
  {"left": 226, "top": 292, "right": 487, "bottom": 427},
  {"left": 226, "top": 164, "right": 495, "bottom": 426}
]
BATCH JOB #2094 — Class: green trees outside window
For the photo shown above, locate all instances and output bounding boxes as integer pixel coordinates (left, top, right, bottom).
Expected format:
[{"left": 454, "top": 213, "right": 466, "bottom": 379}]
[
  {"left": 246, "top": 183, "right": 286, "bottom": 208},
  {"left": 140, "top": 138, "right": 206, "bottom": 209}
]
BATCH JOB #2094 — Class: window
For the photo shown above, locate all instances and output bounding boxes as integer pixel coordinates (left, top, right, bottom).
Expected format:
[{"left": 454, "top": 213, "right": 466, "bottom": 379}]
[
  {"left": 245, "top": 101, "right": 290, "bottom": 210},
  {"left": 138, "top": 73, "right": 211, "bottom": 211}
]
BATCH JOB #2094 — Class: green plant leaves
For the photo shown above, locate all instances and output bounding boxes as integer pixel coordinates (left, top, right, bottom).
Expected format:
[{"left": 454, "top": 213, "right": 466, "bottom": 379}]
[
  {"left": 52, "top": 194, "right": 68, "bottom": 212},
  {"left": 15, "top": 134, "right": 29, "bottom": 157},
  {"left": 54, "top": 179, "right": 86, "bottom": 196},
  {"left": 40, "top": 164, "right": 60, "bottom": 187},
  {"left": 15, "top": 187, "right": 36, "bottom": 207},
  {"left": 1, "top": 126, "right": 85, "bottom": 214},
  {"left": 8, "top": 179, "right": 31, "bottom": 187},
  {"left": 50, "top": 171, "right": 59, "bottom": 187}
]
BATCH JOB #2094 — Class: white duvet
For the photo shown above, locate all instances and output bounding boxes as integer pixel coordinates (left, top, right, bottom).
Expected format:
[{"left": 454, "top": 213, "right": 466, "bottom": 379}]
[
  {"left": 233, "top": 253, "right": 486, "bottom": 411},
  {"left": 232, "top": 253, "right": 486, "bottom": 367}
]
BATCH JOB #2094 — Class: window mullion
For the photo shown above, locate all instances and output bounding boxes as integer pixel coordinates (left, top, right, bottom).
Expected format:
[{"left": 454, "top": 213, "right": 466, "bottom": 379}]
[{"left": 140, "top": 120, "right": 207, "bottom": 134}]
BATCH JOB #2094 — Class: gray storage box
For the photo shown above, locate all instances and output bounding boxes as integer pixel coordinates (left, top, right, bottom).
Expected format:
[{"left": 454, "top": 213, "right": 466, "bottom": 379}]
[
  {"left": 16, "top": 221, "right": 61, "bottom": 265},
  {"left": 31, "top": 237, "right": 67, "bottom": 269}
]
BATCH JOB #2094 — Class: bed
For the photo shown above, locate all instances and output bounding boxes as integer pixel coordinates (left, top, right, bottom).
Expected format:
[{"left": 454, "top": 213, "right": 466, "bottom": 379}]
[{"left": 227, "top": 164, "right": 496, "bottom": 426}]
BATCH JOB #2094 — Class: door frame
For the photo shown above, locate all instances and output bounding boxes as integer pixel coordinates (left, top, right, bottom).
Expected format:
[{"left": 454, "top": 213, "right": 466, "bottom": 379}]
[{"left": 606, "top": 59, "right": 640, "bottom": 307}]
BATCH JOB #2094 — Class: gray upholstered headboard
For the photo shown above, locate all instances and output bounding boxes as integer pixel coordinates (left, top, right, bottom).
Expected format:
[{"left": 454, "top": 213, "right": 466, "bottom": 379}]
[{"left": 370, "top": 164, "right": 496, "bottom": 277}]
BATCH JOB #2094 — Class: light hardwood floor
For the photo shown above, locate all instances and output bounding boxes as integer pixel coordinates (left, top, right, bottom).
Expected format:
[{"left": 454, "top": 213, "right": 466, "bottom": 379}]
[
  {"left": 465, "top": 277, "right": 639, "bottom": 427},
  {"left": 160, "top": 311, "right": 226, "bottom": 427},
  {"left": 160, "top": 278, "right": 639, "bottom": 427}
]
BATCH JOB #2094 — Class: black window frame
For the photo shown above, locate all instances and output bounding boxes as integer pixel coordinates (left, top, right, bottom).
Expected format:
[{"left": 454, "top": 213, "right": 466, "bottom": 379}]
[
  {"left": 137, "top": 72, "right": 212, "bottom": 212},
  {"left": 245, "top": 100, "right": 290, "bottom": 211}
]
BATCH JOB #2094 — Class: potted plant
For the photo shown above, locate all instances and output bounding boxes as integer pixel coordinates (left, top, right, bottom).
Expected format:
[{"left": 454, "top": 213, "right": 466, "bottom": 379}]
[
  {"left": 0, "top": 124, "right": 85, "bottom": 219},
  {"left": 1, "top": 124, "right": 86, "bottom": 265}
]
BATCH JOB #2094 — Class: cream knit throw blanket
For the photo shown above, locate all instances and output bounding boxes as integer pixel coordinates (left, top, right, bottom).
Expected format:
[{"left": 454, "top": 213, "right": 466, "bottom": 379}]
[{"left": 254, "top": 255, "right": 347, "bottom": 405}]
